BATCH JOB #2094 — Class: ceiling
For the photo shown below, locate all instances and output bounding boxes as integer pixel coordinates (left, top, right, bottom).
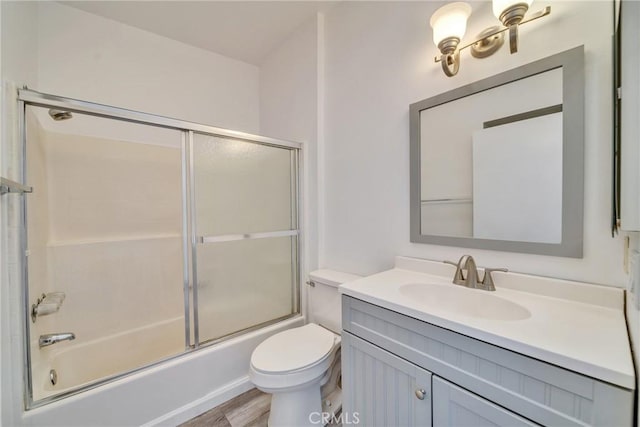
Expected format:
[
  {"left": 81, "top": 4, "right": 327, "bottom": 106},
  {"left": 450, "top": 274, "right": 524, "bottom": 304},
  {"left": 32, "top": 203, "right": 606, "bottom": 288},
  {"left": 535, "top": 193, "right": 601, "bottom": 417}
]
[{"left": 60, "top": 1, "right": 337, "bottom": 66}]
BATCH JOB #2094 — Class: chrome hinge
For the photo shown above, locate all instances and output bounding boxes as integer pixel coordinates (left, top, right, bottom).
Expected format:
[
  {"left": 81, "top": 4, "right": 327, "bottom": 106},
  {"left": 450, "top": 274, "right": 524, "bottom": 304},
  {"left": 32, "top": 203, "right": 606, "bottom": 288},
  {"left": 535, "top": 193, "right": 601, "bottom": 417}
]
[{"left": 306, "top": 280, "right": 315, "bottom": 287}]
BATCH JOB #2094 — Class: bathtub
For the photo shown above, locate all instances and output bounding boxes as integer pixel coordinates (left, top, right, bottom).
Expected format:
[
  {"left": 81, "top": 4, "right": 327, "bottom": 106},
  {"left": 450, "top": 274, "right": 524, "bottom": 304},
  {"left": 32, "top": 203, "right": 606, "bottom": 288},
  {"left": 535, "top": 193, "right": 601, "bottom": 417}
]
[
  {"left": 22, "top": 315, "right": 304, "bottom": 426},
  {"left": 31, "top": 316, "right": 186, "bottom": 402}
]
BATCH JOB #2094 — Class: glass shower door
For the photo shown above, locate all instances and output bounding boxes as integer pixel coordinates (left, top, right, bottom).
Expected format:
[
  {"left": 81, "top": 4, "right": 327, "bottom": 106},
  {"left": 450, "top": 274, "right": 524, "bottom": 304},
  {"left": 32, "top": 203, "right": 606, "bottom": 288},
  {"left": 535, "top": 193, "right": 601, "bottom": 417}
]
[
  {"left": 191, "top": 133, "right": 299, "bottom": 344},
  {"left": 17, "top": 88, "right": 302, "bottom": 408},
  {"left": 24, "top": 105, "right": 186, "bottom": 402}
]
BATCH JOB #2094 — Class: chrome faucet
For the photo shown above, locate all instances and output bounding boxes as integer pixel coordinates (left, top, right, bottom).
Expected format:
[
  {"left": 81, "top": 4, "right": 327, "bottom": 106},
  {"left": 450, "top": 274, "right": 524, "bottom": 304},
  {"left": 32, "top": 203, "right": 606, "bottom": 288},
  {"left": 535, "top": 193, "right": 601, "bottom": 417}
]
[
  {"left": 444, "top": 255, "right": 507, "bottom": 291},
  {"left": 447, "top": 255, "right": 480, "bottom": 288},
  {"left": 39, "top": 332, "right": 75, "bottom": 348}
]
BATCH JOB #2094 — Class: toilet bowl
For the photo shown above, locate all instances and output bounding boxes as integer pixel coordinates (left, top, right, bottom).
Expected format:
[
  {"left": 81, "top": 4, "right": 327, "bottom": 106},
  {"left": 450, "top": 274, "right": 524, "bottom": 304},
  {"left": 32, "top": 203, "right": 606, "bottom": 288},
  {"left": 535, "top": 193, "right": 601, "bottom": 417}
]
[
  {"left": 250, "top": 324, "right": 340, "bottom": 426},
  {"left": 249, "top": 269, "right": 361, "bottom": 427}
]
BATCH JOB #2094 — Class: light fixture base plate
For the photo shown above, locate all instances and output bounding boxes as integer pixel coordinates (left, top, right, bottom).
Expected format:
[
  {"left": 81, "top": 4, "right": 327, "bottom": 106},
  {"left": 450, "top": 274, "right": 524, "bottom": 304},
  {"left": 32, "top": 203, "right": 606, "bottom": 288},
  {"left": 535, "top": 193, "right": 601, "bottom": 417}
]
[
  {"left": 470, "top": 26, "right": 505, "bottom": 58},
  {"left": 437, "top": 36, "right": 461, "bottom": 55}
]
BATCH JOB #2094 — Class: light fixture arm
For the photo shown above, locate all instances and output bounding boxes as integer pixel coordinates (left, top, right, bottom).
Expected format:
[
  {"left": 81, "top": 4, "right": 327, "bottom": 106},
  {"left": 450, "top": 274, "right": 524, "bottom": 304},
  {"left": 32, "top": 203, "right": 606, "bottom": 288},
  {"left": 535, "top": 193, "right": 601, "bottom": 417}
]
[
  {"left": 437, "top": 36, "right": 462, "bottom": 77},
  {"left": 442, "top": 51, "right": 461, "bottom": 77},
  {"left": 434, "top": 6, "right": 550, "bottom": 64},
  {"left": 508, "top": 24, "right": 519, "bottom": 53}
]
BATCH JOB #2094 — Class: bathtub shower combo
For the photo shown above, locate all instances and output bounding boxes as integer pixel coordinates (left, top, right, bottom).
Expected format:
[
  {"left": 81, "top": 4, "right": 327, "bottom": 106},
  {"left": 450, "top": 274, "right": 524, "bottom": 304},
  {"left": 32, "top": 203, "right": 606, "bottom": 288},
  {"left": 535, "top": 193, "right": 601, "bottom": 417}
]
[{"left": 7, "top": 89, "right": 302, "bottom": 409}]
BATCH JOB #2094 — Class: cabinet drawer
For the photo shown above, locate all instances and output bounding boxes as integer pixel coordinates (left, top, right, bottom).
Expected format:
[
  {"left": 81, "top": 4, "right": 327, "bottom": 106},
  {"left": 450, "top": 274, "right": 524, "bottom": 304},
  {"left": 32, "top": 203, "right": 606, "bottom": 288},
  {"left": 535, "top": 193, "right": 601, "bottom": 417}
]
[
  {"left": 433, "top": 377, "right": 538, "bottom": 427},
  {"left": 342, "top": 295, "right": 633, "bottom": 427}
]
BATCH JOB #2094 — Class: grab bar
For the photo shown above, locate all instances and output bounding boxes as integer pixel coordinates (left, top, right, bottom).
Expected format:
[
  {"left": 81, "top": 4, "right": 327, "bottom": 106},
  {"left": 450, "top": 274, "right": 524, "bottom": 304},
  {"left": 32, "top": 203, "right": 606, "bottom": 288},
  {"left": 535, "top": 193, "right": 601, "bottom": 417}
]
[{"left": 0, "top": 177, "right": 32, "bottom": 195}]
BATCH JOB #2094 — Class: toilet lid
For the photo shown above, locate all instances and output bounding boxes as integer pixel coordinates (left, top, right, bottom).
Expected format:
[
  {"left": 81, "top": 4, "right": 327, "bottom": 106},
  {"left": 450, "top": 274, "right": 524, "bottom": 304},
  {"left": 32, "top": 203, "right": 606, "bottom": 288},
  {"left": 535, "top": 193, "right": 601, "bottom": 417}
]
[{"left": 251, "top": 323, "right": 337, "bottom": 373}]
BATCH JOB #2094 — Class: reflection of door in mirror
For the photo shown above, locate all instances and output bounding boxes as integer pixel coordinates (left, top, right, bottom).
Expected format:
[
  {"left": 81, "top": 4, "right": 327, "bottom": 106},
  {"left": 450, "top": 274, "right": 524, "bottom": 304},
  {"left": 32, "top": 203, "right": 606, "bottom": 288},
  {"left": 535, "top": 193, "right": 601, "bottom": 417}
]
[
  {"left": 420, "top": 68, "right": 562, "bottom": 243},
  {"left": 472, "top": 112, "right": 562, "bottom": 243}
]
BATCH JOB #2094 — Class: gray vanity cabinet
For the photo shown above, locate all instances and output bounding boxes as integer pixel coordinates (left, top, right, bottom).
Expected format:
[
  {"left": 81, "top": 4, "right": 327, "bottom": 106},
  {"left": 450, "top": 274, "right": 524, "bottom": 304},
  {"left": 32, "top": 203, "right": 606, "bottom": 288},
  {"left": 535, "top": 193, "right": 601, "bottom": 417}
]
[
  {"left": 342, "top": 332, "right": 531, "bottom": 427},
  {"left": 342, "top": 333, "right": 432, "bottom": 427},
  {"left": 341, "top": 295, "right": 634, "bottom": 427}
]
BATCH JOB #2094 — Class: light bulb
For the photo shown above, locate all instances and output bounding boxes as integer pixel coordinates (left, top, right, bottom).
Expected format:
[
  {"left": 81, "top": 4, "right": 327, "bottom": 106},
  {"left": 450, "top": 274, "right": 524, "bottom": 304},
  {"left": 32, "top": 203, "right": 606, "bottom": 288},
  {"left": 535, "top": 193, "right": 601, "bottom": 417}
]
[{"left": 430, "top": 2, "right": 473, "bottom": 47}]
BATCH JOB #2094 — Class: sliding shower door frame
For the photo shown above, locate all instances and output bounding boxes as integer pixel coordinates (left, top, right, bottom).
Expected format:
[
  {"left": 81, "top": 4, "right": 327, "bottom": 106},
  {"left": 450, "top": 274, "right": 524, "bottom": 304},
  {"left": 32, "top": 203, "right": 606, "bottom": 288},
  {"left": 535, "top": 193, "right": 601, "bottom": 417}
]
[
  {"left": 188, "top": 130, "right": 302, "bottom": 348},
  {"left": 16, "top": 88, "right": 303, "bottom": 408},
  {"left": 17, "top": 97, "right": 36, "bottom": 411},
  {"left": 187, "top": 130, "right": 200, "bottom": 347},
  {"left": 182, "top": 131, "right": 194, "bottom": 348}
]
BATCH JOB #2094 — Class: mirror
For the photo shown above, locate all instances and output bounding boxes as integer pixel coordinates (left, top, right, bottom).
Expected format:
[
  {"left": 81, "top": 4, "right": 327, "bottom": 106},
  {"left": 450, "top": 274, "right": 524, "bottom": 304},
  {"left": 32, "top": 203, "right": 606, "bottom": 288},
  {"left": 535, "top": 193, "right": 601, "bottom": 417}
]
[{"left": 410, "top": 46, "right": 584, "bottom": 257}]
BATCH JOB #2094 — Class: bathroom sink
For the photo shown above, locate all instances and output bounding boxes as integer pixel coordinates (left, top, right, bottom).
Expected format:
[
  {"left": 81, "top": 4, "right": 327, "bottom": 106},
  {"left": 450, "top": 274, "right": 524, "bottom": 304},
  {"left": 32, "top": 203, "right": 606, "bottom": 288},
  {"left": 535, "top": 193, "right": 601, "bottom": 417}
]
[{"left": 398, "top": 283, "right": 531, "bottom": 321}]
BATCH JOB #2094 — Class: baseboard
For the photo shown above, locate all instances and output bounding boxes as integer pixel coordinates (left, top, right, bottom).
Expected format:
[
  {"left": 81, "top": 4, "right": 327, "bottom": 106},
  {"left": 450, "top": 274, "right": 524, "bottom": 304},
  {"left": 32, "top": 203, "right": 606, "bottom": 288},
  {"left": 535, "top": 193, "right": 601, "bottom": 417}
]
[{"left": 142, "top": 376, "right": 254, "bottom": 426}]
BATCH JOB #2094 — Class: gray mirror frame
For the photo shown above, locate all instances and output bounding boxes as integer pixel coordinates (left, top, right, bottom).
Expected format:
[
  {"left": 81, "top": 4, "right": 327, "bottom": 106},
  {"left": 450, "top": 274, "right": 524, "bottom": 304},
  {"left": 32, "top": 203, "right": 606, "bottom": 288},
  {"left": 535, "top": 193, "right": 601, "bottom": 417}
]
[{"left": 410, "top": 46, "right": 584, "bottom": 258}]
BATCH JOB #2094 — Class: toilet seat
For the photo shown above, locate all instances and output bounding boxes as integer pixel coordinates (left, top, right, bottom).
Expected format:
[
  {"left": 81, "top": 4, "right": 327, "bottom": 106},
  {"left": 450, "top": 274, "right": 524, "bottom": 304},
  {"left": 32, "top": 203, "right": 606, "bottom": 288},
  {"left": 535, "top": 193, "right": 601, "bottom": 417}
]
[{"left": 251, "top": 323, "right": 337, "bottom": 374}]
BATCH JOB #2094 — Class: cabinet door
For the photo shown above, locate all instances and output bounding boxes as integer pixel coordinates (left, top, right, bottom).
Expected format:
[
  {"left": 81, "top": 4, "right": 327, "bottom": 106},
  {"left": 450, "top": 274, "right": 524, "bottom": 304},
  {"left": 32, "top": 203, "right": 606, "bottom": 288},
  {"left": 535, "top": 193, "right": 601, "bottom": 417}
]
[
  {"left": 342, "top": 332, "right": 432, "bottom": 427},
  {"left": 432, "top": 377, "right": 538, "bottom": 427}
]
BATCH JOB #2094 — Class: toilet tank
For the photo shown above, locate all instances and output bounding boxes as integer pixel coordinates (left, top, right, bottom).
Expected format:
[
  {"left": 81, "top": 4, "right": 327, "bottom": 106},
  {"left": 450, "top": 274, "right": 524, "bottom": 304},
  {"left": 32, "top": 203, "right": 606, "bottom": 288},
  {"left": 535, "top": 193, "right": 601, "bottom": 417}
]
[{"left": 308, "top": 269, "right": 362, "bottom": 334}]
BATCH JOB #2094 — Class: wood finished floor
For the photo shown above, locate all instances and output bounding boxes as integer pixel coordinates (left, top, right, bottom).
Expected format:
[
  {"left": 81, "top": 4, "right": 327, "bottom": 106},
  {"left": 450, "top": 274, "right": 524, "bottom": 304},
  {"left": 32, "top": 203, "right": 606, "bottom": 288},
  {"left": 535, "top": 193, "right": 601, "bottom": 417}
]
[
  {"left": 180, "top": 388, "right": 271, "bottom": 427},
  {"left": 179, "top": 387, "right": 341, "bottom": 427}
]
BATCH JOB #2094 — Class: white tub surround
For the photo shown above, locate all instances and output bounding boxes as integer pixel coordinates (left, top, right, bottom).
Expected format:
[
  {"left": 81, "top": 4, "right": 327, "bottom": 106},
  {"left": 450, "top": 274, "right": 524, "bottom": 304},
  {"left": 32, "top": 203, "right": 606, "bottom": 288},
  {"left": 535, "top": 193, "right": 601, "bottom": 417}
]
[
  {"left": 339, "top": 256, "right": 635, "bottom": 390},
  {"left": 21, "top": 316, "right": 304, "bottom": 426}
]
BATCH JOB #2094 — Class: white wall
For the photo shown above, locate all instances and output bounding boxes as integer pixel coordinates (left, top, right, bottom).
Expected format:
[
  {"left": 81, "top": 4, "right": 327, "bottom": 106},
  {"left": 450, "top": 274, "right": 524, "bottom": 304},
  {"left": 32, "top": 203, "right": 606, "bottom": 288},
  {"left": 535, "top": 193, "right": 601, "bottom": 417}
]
[
  {"left": 1, "top": 2, "right": 38, "bottom": 87},
  {"left": 37, "top": 1, "right": 260, "bottom": 133},
  {"left": 259, "top": 15, "right": 322, "bottom": 309},
  {"left": 322, "top": 1, "right": 625, "bottom": 286}
]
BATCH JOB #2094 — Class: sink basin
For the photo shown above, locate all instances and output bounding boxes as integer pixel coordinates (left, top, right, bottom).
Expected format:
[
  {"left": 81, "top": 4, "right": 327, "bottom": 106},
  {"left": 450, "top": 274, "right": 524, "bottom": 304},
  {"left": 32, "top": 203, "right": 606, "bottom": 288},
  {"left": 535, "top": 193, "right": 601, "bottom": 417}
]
[{"left": 398, "top": 283, "right": 531, "bottom": 321}]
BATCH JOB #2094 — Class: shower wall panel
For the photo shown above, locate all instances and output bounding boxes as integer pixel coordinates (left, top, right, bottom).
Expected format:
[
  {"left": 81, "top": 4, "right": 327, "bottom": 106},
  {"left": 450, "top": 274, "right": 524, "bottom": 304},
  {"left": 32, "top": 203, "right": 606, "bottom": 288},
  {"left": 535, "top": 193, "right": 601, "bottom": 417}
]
[
  {"left": 34, "top": 121, "right": 184, "bottom": 341},
  {"left": 43, "top": 130, "right": 182, "bottom": 242}
]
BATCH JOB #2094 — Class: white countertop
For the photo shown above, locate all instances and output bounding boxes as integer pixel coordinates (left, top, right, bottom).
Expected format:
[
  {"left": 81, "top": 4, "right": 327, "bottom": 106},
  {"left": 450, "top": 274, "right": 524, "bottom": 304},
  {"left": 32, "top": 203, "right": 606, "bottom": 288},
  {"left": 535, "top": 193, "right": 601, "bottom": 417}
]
[{"left": 339, "top": 256, "right": 635, "bottom": 390}]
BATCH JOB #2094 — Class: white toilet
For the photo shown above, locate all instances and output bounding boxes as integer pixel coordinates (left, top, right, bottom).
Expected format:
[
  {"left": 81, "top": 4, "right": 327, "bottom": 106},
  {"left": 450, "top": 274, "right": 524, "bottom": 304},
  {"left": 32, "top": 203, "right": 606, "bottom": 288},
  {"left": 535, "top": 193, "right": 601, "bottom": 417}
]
[{"left": 250, "top": 269, "right": 361, "bottom": 427}]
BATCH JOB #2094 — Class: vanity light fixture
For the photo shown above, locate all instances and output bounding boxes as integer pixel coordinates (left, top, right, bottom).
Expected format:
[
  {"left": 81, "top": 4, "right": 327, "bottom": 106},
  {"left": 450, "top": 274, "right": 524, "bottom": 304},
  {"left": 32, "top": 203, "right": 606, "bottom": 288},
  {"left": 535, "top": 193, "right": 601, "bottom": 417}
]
[
  {"left": 430, "top": 0, "right": 550, "bottom": 77},
  {"left": 429, "top": 2, "right": 472, "bottom": 77}
]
